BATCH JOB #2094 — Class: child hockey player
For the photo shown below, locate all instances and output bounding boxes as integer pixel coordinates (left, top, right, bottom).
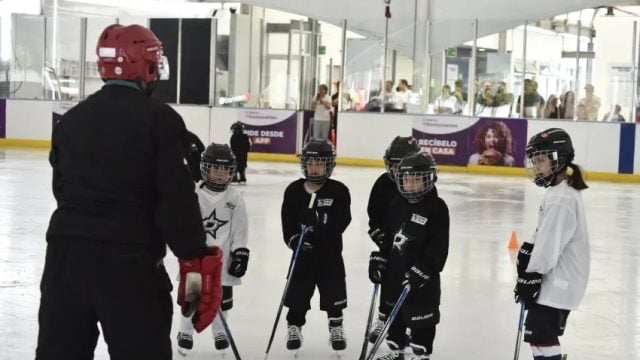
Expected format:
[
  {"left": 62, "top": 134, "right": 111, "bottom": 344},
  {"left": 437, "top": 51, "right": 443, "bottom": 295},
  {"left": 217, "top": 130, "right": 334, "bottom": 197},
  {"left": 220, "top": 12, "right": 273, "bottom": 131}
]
[
  {"left": 377, "top": 152, "right": 449, "bottom": 360},
  {"left": 281, "top": 138, "right": 352, "bottom": 354},
  {"left": 230, "top": 121, "right": 251, "bottom": 184},
  {"left": 367, "top": 136, "right": 421, "bottom": 343},
  {"left": 177, "top": 143, "right": 250, "bottom": 356},
  {"left": 515, "top": 128, "right": 590, "bottom": 360}
]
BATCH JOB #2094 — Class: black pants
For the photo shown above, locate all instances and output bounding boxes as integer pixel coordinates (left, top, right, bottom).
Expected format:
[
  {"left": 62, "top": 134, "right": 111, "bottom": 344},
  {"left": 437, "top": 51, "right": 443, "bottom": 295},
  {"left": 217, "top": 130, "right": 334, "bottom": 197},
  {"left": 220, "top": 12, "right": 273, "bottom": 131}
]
[
  {"left": 387, "top": 311, "right": 437, "bottom": 354},
  {"left": 284, "top": 253, "right": 347, "bottom": 326},
  {"left": 36, "top": 237, "right": 173, "bottom": 360}
]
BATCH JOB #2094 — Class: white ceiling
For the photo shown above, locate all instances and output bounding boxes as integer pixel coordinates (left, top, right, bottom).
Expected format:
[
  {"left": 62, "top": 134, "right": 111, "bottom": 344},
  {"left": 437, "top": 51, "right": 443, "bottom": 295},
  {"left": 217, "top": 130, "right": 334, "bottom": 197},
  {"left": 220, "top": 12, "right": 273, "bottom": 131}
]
[{"left": 49, "top": 0, "right": 628, "bottom": 53}]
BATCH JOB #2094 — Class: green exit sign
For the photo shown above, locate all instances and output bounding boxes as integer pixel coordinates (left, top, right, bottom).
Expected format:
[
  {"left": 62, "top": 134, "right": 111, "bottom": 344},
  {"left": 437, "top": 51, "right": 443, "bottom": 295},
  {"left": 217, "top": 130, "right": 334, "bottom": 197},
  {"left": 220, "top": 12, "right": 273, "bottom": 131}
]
[
  {"left": 318, "top": 45, "right": 326, "bottom": 55},
  {"left": 446, "top": 47, "right": 457, "bottom": 58}
]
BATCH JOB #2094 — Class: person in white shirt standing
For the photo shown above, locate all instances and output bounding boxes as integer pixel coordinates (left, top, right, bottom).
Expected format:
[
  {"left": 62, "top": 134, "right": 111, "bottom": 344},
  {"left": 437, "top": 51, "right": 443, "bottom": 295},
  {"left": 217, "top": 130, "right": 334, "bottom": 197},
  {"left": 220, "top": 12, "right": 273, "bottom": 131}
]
[
  {"left": 514, "top": 128, "right": 590, "bottom": 360},
  {"left": 312, "top": 84, "right": 333, "bottom": 140},
  {"left": 177, "top": 143, "right": 250, "bottom": 356}
]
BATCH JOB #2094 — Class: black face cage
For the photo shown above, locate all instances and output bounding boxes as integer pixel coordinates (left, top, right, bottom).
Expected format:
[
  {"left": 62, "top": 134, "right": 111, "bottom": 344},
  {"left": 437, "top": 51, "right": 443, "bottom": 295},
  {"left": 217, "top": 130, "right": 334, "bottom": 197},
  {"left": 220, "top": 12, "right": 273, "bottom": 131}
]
[
  {"left": 384, "top": 156, "right": 403, "bottom": 180},
  {"left": 395, "top": 170, "right": 436, "bottom": 202},
  {"left": 525, "top": 149, "right": 562, "bottom": 187},
  {"left": 200, "top": 161, "right": 237, "bottom": 191},
  {"left": 301, "top": 155, "right": 336, "bottom": 184}
]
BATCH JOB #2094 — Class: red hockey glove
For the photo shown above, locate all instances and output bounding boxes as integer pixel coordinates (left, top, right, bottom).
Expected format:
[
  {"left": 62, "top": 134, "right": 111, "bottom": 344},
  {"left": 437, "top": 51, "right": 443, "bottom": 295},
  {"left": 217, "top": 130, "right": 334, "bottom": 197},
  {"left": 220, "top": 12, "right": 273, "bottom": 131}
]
[{"left": 178, "top": 247, "right": 223, "bottom": 332}]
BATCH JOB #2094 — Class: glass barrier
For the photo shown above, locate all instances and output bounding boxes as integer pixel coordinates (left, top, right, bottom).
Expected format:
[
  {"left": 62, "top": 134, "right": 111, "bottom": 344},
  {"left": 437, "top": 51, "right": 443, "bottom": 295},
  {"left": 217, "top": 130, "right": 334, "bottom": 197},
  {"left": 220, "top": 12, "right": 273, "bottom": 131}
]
[
  {"left": 1, "top": 5, "right": 639, "bottom": 122},
  {"left": 6, "top": 15, "right": 45, "bottom": 99}
]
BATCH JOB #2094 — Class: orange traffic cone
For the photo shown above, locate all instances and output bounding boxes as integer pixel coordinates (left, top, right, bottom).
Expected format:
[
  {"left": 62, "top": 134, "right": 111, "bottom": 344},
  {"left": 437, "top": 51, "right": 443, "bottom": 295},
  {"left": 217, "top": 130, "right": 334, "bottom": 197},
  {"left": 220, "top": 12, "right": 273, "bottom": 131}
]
[{"left": 507, "top": 230, "right": 520, "bottom": 250}]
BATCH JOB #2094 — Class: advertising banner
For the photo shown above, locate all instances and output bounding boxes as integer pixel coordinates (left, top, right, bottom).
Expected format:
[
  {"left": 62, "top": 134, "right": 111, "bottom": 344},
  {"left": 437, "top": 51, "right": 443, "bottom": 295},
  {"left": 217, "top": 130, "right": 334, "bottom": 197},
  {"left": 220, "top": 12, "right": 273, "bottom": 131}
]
[
  {"left": 412, "top": 115, "right": 527, "bottom": 167},
  {"left": 238, "top": 109, "right": 297, "bottom": 154}
]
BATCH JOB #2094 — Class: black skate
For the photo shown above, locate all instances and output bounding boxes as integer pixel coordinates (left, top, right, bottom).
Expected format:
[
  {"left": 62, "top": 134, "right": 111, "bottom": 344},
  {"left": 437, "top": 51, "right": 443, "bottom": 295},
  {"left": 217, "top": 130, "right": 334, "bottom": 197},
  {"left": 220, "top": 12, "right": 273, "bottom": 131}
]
[
  {"left": 410, "top": 343, "right": 431, "bottom": 359},
  {"left": 286, "top": 325, "right": 303, "bottom": 351},
  {"left": 214, "top": 331, "right": 229, "bottom": 351},
  {"left": 368, "top": 314, "right": 386, "bottom": 343},
  {"left": 177, "top": 332, "right": 193, "bottom": 356},
  {"left": 328, "top": 317, "right": 347, "bottom": 352},
  {"left": 375, "top": 351, "right": 405, "bottom": 360}
]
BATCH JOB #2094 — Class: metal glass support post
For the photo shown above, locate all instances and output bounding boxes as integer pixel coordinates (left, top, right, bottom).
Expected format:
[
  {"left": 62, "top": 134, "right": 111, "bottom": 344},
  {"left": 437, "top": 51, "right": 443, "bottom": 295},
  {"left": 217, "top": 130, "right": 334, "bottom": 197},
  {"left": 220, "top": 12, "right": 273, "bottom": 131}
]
[{"left": 79, "top": 18, "right": 87, "bottom": 100}]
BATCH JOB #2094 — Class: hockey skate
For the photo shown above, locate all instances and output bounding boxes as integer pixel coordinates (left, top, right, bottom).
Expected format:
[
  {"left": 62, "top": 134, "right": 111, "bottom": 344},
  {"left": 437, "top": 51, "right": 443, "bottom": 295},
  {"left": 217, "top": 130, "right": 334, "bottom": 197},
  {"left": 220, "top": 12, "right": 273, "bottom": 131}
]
[
  {"left": 410, "top": 344, "right": 431, "bottom": 360},
  {"left": 328, "top": 317, "right": 347, "bottom": 355},
  {"left": 374, "top": 351, "right": 404, "bottom": 360},
  {"left": 214, "top": 330, "right": 230, "bottom": 351},
  {"left": 286, "top": 324, "right": 303, "bottom": 355},
  {"left": 368, "top": 314, "right": 386, "bottom": 343},
  {"left": 177, "top": 332, "right": 193, "bottom": 356}
]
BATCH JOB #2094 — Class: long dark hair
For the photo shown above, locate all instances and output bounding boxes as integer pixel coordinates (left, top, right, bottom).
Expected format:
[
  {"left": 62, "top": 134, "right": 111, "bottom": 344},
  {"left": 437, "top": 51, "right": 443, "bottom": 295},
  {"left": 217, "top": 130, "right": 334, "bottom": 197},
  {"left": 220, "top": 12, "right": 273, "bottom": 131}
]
[{"left": 567, "top": 162, "right": 588, "bottom": 190}]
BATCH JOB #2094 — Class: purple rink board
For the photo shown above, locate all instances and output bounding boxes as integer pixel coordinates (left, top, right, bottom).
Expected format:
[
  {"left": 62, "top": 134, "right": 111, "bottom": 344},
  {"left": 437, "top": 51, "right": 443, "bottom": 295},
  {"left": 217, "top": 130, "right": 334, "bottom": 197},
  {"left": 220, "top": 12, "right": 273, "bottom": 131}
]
[
  {"left": 238, "top": 109, "right": 297, "bottom": 154},
  {"left": 412, "top": 116, "right": 527, "bottom": 167},
  {"left": 0, "top": 99, "right": 5, "bottom": 138}
]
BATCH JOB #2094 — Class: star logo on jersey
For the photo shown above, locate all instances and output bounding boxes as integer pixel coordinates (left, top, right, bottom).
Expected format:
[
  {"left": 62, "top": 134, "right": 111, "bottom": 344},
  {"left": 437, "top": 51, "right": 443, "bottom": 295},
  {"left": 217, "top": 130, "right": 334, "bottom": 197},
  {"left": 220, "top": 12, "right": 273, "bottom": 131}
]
[
  {"left": 203, "top": 209, "right": 229, "bottom": 239},
  {"left": 392, "top": 224, "right": 415, "bottom": 254}
]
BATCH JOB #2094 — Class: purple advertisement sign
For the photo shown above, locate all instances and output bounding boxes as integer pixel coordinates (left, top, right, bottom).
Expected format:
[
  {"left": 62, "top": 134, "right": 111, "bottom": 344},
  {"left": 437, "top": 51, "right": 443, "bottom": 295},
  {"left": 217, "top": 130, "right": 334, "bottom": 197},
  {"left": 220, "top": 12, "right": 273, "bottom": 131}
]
[
  {"left": 412, "top": 116, "right": 528, "bottom": 167},
  {"left": 0, "top": 99, "right": 6, "bottom": 138},
  {"left": 239, "top": 109, "right": 297, "bottom": 154}
]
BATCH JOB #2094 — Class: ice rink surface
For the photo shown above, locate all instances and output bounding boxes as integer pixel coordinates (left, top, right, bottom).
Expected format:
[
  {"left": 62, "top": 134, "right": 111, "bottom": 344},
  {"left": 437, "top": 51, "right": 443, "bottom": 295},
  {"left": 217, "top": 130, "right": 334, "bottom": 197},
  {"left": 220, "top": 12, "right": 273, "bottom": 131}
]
[{"left": 1, "top": 147, "right": 639, "bottom": 359}]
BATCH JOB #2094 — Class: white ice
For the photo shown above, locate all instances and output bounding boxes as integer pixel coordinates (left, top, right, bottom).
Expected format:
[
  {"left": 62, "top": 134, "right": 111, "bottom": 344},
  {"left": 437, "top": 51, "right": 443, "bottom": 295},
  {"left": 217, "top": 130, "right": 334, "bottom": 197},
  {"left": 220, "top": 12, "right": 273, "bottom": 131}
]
[{"left": 1, "top": 147, "right": 639, "bottom": 359}]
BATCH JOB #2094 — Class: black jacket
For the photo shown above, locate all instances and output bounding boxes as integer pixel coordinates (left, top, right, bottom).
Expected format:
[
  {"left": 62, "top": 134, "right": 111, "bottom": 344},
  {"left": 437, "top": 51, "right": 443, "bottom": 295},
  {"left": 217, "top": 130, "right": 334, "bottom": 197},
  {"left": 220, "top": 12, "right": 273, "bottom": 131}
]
[
  {"left": 47, "top": 83, "right": 207, "bottom": 260},
  {"left": 281, "top": 178, "right": 351, "bottom": 254}
]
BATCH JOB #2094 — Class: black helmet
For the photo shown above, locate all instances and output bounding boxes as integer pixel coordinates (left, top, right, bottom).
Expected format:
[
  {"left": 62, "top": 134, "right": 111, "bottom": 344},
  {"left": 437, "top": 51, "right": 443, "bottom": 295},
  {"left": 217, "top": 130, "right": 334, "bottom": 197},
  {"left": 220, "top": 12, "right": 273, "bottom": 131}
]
[
  {"left": 525, "top": 128, "right": 574, "bottom": 187},
  {"left": 395, "top": 152, "right": 437, "bottom": 202},
  {"left": 384, "top": 136, "right": 420, "bottom": 180},
  {"left": 301, "top": 138, "right": 336, "bottom": 184},
  {"left": 230, "top": 121, "right": 245, "bottom": 134},
  {"left": 200, "top": 143, "right": 237, "bottom": 192}
]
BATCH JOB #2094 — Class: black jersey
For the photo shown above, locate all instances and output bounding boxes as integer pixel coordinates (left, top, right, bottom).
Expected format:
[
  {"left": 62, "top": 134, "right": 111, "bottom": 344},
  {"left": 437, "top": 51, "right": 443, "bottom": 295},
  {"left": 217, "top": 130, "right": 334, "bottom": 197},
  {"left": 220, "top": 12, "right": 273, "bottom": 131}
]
[
  {"left": 383, "top": 188, "right": 449, "bottom": 306},
  {"left": 281, "top": 178, "right": 351, "bottom": 254},
  {"left": 230, "top": 132, "right": 250, "bottom": 167},
  {"left": 47, "top": 83, "right": 206, "bottom": 260},
  {"left": 367, "top": 172, "right": 397, "bottom": 232},
  {"left": 184, "top": 130, "right": 205, "bottom": 182}
]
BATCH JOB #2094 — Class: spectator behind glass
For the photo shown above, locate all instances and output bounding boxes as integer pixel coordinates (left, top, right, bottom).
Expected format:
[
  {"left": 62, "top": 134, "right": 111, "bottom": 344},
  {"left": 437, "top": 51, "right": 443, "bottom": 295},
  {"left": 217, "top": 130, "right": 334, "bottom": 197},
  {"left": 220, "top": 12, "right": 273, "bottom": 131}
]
[
  {"left": 476, "top": 81, "right": 495, "bottom": 107},
  {"left": 452, "top": 79, "right": 468, "bottom": 103},
  {"left": 543, "top": 95, "right": 560, "bottom": 119},
  {"left": 559, "top": 91, "right": 575, "bottom": 120},
  {"left": 495, "top": 81, "right": 514, "bottom": 106},
  {"left": 578, "top": 84, "right": 601, "bottom": 121},
  {"left": 602, "top": 104, "right": 626, "bottom": 122},
  {"left": 468, "top": 121, "right": 515, "bottom": 166},
  {"left": 394, "top": 79, "right": 410, "bottom": 113},
  {"left": 434, "top": 84, "right": 459, "bottom": 114}
]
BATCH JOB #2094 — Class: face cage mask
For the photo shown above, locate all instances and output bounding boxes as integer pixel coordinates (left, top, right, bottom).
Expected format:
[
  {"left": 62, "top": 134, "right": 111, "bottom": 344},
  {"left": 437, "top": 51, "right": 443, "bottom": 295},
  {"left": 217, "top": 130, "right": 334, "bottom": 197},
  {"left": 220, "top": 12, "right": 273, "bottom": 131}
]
[
  {"left": 200, "top": 162, "right": 237, "bottom": 192},
  {"left": 384, "top": 158, "right": 402, "bottom": 181},
  {"left": 301, "top": 156, "right": 335, "bottom": 184},
  {"left": 158, "top": 55, "right": 170, "bottom": 80},
  {"left": 525, "top": 150, "right": 563, "bottom": 187},
  {"left": 395, "top": 170, "right": 436, "bottom": 203}
]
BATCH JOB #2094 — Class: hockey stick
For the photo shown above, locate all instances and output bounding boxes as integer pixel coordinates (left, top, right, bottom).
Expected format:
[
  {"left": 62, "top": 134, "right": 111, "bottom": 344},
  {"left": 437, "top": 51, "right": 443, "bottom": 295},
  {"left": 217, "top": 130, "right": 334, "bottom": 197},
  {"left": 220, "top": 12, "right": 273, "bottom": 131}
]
[
  {"left": 358, "top": 283, "right": 380, "bottom": 360},
  {"left": 365, "top": 284, "right": 411, "bottom": 360},
  {"left": 218, "top": 310, "right": 242, "bottom": 360},
  {"left": 264, "top": 192, "right": 317, "bottom": 359},
  {"left": 513, "top": 302, "right": 526, "bottom": 360}
]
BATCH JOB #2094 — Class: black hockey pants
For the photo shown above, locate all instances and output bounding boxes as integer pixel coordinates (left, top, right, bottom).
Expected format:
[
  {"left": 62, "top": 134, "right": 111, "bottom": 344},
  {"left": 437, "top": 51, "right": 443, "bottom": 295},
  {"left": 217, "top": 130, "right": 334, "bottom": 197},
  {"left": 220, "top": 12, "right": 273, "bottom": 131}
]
[{"left": 36, "top": 236, "right": 174, "bottom": 360}]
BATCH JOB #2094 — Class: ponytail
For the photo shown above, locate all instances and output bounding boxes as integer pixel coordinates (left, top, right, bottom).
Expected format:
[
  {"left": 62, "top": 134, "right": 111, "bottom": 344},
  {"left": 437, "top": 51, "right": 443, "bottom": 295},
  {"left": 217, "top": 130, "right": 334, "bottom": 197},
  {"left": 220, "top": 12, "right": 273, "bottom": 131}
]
[{"left": 567, "top": 163, "right": 588, "bottom": 190}]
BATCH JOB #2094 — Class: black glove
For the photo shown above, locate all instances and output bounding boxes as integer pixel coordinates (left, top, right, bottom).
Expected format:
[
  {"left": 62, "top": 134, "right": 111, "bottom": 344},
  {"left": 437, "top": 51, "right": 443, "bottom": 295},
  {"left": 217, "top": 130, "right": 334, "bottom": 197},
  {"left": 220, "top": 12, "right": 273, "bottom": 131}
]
[
  {"left": 301, "top": 209, "right": 319, "bottom": 227},
  {"left": 287, "top": 231, "right": 315, "bottom": 252},
  {"left": 228, "top": 248, "right": 250, "bottom": 278},
  {"left": 402, "top": 265, "right": 431, "bottom": 289},
  {"left": 368, "top": 228, "right": 386, "bottom": 248},
  {"left": 514, "top": 242, "right": 543, "bottom": 303},
  {"left": 514, "top": 272, "right": 542, "bottom": 303},
  {"left": 368, "top": 251, "right": 387, "bottom": 284}
]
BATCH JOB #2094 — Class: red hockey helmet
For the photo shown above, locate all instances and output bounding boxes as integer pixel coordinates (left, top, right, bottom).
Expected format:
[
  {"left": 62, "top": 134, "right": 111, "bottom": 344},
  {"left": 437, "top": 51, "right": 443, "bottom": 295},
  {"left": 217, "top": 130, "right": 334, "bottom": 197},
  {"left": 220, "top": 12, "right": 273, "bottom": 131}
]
[{"left": 96, "top": 24, "right": 167, "bottom": 83}]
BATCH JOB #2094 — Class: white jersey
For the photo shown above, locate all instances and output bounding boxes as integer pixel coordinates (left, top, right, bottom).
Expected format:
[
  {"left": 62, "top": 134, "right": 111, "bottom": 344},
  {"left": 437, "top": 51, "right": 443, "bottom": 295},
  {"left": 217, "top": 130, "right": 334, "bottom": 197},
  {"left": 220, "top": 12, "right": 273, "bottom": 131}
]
[
  {"left": 196, "top": 183, "right": 249, "bottom": 286},
  {"left": 527, "top": 180, "right": 590, "bottom": 310}
]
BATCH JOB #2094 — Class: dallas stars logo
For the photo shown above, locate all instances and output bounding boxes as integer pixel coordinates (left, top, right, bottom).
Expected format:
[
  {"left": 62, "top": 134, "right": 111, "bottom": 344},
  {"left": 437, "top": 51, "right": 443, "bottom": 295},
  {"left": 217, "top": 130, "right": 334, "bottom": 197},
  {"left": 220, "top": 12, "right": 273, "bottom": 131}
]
[
  {"left": 203, "top": 209, "right": 229, "bottom": 239},
  {"left": 392, "top": 224, "right": 414, "bottom": 254}
]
